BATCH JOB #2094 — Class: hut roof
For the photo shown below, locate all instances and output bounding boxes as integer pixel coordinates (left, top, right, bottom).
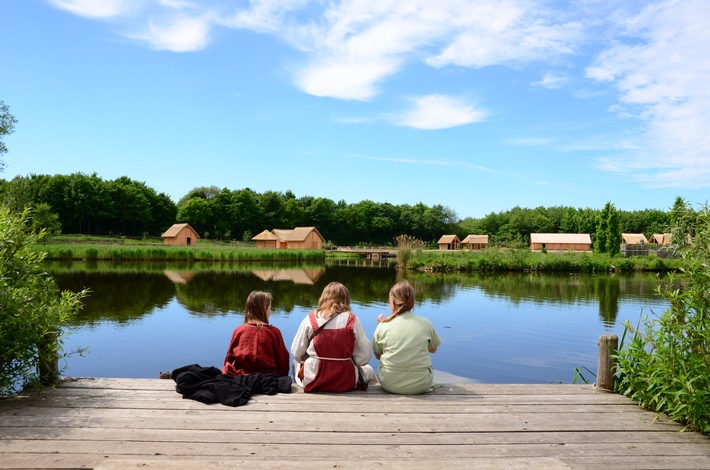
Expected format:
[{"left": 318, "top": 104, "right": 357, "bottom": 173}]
[
  {"left": 161, "top": 223, "right": 199, "bottom": 239},
  {"left": 650, "top": 233, "right": 671, "bottom": 245},
  {"left": 269, "top": 226, "right": 324, "bottom": 242},
  {"left": 252, "top": 229, "right": 279, "bottom": 241},
  {"left": 437, "top": 235, "right": 460, "bottom": 244},
  {"left": 461, "top": 234, "right": 489, "bottom": 244},
  {"left": 622, "top": 233, "right": 648, "bottom": 245},
  {"left": 530, "top": 233, "right": 591, "bottom": 244}
]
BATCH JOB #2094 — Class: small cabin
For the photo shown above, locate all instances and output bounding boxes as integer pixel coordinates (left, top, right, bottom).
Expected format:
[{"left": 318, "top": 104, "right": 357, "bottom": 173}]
[
  {"left": 622, "top": 233, "right": 648, "bottom": 245},
  {"left": 161, "top": 223, "right": 200, "bottom": 246},
  {"left": 252, "top": 229, "right": 279, "bottom": 249},
  {"left": 252, "top": 226, "right": 325, "bottom": 250},
  {"left": 649, "top": 233, "right": 671, "bottom": 245},
  {"left": 437, "top": 235, "right": 461, "bottom": 251},
  {"left": 461, "top": 234, "right": 489, "bottom": 250},
  {"left": 530, "top": 233, "right": 592, "bottom": 253}
]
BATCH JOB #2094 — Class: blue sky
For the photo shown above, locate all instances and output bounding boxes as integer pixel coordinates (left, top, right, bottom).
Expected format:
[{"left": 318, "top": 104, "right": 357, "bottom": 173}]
[{"left": 1, "top": 0, "right": 708, "bottom": 220}]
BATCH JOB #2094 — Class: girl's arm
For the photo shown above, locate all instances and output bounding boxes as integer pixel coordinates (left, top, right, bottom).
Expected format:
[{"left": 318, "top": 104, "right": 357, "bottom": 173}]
[{"left": 352, "top": 316, "right": 373, "bottom": 366}]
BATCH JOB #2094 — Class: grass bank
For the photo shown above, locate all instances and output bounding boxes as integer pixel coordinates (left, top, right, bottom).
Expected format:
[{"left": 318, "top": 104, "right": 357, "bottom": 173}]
[
  {"left": 407, "top": 248, "right": 682, "bottom": 273},
  {"left": 35, "top": 235, "right": 325, "bottom": 262}
]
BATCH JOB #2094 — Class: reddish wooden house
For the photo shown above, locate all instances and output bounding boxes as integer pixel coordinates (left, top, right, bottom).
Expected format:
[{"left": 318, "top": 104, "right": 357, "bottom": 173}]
[
  {"left": 530, "top": 233, "right": 592, "bottom": 252},
  {"left": 437, "top": 234, "right": 461, "bottom": 250},
  {"left": 252, "top": 226, "right": 325, "bottom": 250},
  {"left": 161, "top": 223, "right": 200, "bottom": 246}
]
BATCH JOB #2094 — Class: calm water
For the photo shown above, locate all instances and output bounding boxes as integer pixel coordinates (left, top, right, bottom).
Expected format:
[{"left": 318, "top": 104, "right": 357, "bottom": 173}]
[{"left": 48, "top": 260, "right": 668, "bottom": 384}]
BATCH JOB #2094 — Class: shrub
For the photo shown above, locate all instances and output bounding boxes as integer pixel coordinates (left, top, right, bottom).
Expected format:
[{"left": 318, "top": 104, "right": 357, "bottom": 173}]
[
  {"left": 615, "top": 202, "right": 710, "bottom": 433},
  {"left": 0, "top": 206, "right": 87, "bottom": 396}
]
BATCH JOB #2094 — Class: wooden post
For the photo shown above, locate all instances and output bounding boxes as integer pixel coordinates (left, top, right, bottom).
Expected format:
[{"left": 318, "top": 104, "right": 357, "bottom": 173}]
[
  {"left": 38, "top": 331, "right": 59, "bottom": 386},
  {"left": 595, "top": 334, "right": 619, "bottom": 391}
]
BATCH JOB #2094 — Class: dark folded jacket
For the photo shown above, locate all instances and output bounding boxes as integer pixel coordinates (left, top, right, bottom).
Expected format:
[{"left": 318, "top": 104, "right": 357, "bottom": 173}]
[{"left": 172, "top": 363, "right": 292, "bottom": 407}]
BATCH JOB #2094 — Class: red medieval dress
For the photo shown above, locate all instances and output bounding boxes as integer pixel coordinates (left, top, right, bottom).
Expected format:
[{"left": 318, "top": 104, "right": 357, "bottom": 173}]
[
  {"left": 303, "top": 312, "right": 357, "bottom": 393},
  {"left": 222, "top": 323, "right": 290, "bottom": 376}
]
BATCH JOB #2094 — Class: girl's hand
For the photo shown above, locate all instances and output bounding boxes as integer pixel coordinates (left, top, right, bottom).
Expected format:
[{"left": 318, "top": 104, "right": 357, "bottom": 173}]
[{"left": 377, "top": 313, "right": 385, "bottom": 323}]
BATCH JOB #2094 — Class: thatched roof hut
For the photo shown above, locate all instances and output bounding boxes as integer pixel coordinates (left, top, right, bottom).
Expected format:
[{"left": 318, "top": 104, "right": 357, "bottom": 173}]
[
  {"left": 161, "top": 223, "right": 199, "bottom": 246},
  {"left": 437, "top": 235, "right": 461, "bottom": 250},
  {"left": 253, "top": 226, "right": 325, "bottom": 250},
  {"left": 649, "top": 233, "right": 671, "bottom": 245},
  {"left": 461, "top": 234, "right": 489, "bottom": 250},
  {"left": 622, "top": 233, "right": 648, "bottom": 245},
  {"left": 530, "top": 233, "right": 592, "bottom": 252}
]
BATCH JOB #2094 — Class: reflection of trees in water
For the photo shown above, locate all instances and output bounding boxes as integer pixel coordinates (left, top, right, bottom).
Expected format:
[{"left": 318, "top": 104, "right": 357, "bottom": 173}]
[
  {"left": 51, "top": 264, "right": 663, "bottom": 328},
  {"left": 54, "top": 272, "right": 175, "bottom": 325}
]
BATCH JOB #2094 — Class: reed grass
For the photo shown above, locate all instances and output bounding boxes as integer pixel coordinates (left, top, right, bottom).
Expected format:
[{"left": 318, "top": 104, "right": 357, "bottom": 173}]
[
  {"left": 34, "top": 237, "right": 325, "bottom": 262},
  {"left": 408, "top": 248, "right": 681, "bottom": 273}
]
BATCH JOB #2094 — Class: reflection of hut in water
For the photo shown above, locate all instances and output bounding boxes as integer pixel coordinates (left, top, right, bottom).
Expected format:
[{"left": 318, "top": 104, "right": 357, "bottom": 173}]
[
  {"left": 163, "top": 270, "right": 197, "bottom": 284},
  {"left": 251, "top": 268, "right": 324, "bottom": 285}
]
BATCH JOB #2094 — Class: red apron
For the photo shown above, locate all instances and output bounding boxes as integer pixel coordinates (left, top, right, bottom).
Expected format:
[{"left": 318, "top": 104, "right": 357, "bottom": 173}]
[{"left": 304, "top": 312, "right": 356, "bottom": 393}]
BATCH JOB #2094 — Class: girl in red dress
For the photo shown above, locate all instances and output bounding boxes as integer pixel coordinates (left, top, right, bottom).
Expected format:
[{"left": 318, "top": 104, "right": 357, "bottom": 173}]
[{"left": 222, "top": 291, "right": 290, "bottom": 377}]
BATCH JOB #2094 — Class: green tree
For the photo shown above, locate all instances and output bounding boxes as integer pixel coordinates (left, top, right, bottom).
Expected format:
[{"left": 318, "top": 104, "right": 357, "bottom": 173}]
[
  {"left": 176, "top": 197, "right": 212, "bottom": 236},
  {"left": 30, "top": 203, "right": 61, "bottom": 234},
  {"left": 0, "top": 100, "right": 17, "bottom": 172},
  {"left": 0, "top": 206, "right": 86, "bottom": 395},
  {"left": 594, "top": 202, "right": 620, "bottom": 255}
]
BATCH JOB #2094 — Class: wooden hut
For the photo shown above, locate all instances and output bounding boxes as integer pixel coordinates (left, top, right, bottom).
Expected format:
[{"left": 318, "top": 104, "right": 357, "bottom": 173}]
[
  {"left": 461, "top": 234, "right": 489, "bottom": 250},
  {"left": 252, "top": 229, "right": 279, "bottom": 248},
  {"left": 437, "top": 235, "right": 461, "bottom": 251},
  {"left": 622, "top": 233, "right": 648, "bottom": 245},
  {"left": 530, "top": 233, "right": 592, "bottom": 252},
  {"left": 649, "top": 233, "right": 671, "bottom": 245},
  {"left": 253, "top": 226, "right": 324, "bottom": 250},
  {"left": 161, "top": 223, "right": 199, "bottom": 246}
]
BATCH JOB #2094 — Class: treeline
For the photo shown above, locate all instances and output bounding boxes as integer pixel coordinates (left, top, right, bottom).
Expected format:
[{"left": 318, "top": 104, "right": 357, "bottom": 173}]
[{"left": 0, "top": 173, "right": 674, "bottom": 246}]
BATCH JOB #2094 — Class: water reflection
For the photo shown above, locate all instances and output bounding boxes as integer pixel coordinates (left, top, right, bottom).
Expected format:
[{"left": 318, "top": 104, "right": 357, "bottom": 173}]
[{"left": 46, "top": 261, "right": 667, "bottom": 384}]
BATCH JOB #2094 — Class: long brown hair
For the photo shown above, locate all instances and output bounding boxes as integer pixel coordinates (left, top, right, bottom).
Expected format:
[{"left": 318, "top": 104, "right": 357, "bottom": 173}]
[
  {"left": 244, "top": 291, "right": 272, "bottom": 326},
  {"left": 317, "top": 282, "right": 351, "bottom": 318},
  {"left": 379, "top": 281, "right": 415, "bottom": 323}
]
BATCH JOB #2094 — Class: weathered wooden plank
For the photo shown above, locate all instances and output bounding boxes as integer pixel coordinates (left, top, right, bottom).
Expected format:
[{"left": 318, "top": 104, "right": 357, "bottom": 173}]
[
  {"left": 0, "top": 409, "right": 684, "bottom": 433},
  {"left": 3, "top": 427, "right": 708, "bottom": 446}
]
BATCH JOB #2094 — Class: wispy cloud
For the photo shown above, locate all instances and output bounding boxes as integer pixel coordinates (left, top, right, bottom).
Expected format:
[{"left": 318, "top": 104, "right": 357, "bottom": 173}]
[
  {"left": 48, "top": 0, "right": 133, "bottom": 19},
  {"left": 587, "top": 0, "right": 710, "bottom": 188},
  {"left": 394, "top": 94, "right": 485, "bottom": 129},
  {"left": 531, "top": 71, "right": 568, "bottom": 89}
]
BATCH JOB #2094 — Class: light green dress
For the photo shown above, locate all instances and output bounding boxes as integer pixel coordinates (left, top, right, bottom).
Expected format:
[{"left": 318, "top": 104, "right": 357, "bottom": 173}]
[{"left": 372, "top": 312, "right": 442, "bottom": 395}]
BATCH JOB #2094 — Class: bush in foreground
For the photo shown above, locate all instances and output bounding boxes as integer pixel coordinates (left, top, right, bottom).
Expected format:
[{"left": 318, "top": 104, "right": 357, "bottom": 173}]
[
  {"left": 615, "top": 202, "right": 710, "bottom": 433},
  {"left": 0, "top": 206, "right": 87, "bottom": 396}
]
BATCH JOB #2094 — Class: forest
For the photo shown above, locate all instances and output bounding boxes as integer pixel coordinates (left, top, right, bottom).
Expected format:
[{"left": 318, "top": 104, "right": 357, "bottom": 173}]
[{"left": 0, "top": 172, "right": 673, "bottom": 247}]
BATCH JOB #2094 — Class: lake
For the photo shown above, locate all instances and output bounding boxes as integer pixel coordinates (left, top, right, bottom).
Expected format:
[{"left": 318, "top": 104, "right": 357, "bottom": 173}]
[{"left": 48, "top": 260, "right": 668, "bottom": 384}]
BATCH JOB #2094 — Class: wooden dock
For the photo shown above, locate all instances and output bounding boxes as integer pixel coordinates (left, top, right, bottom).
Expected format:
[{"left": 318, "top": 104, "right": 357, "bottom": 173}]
[{"left": 1, "top": 378, "right": 709, "bottom": 469}]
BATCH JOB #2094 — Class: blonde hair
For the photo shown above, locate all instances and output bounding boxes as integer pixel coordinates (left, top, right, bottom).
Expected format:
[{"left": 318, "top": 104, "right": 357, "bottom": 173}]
[
  {"left": 317, "top": 282, "right": 351, "bottom": 318},
  {"left": 379, "top": 281, "right": 415, "bottom": 323},
  {"left": 244, "top": 291, "right": 272, "bottom": 326}
]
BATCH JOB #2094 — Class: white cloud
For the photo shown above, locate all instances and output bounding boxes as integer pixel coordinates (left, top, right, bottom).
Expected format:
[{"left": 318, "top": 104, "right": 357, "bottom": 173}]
[
  {"left": 131, "top": 15, "right": 212, "bottom": 52},
  {"left": 395, "top": 95, "right": 486, "bottom": 129},
  {"left": 532, "top": 71, "right": 568, "bottom": 89},
  {"left": 48, "top": 0, "right": 133, "bottom": 18},
  {"left": 286, "top": 0, "right": 583, "bottom": 100},
  {"left": 587, "top": 0, "right": 710, "bottom": 188}
]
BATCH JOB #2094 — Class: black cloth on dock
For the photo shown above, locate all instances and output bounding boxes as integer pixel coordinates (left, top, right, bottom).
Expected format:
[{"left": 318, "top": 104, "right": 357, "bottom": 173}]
[{"left": 171, "top": 363, "right": 292, "bottom": 407}]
